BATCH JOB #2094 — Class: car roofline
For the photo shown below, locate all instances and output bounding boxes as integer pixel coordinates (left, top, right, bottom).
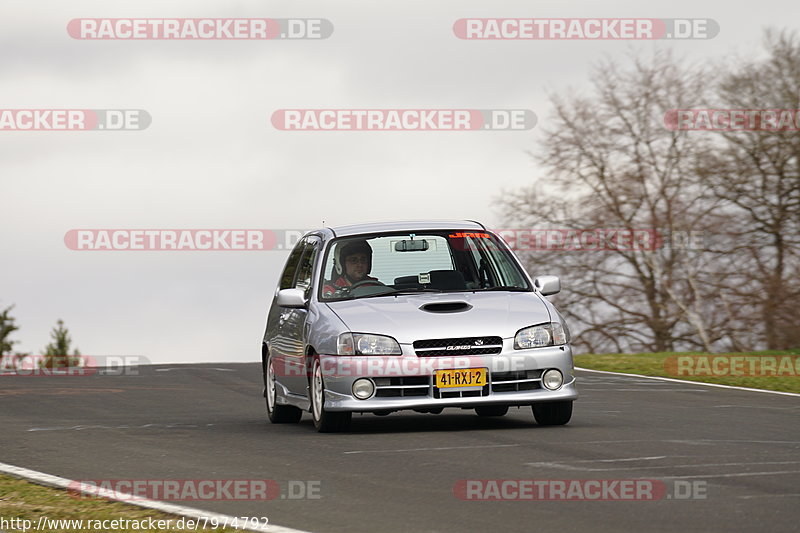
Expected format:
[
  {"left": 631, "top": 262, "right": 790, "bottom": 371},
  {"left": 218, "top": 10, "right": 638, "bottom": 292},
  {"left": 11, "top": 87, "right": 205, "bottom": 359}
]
[{"left": 322, "top": 220, "right": 486, "bottom": 238}]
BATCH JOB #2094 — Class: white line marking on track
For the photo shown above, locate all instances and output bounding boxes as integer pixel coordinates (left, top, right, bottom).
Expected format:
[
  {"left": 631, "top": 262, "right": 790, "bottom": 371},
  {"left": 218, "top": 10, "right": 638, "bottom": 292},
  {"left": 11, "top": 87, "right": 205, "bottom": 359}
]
[
  {"left": 712, "top": 404, "right": 800, "bottom": 410},
  {"left": 575, "top": 367, "right": 800, "bottom": 397},
  {"left": 525, "top": 460, "right": 800, "bottom": 472},
  {"left": 666, "top": 439, "right": 800, "bottom": 445},
  {"left": 344, "top": 444, "right": 520, "bottom": 454},
  {"left": 564, "top": 439, "right": 800, "bottom": 446},
  {"left": 0, "top": 461, "right": 310, "bottom": 533},
  {"left": 155, "top": 368, "right": 235, "bottom": 372},
  {"left": 529, "top": 456, "right": 668, "bottom": 465},
  {"left": 659, "top": 470, "right": 800, "bottom": 480},
  {"left": 28, "top": 423, "right": 214, "bottom": 432},
  {"left": 580, "top": 388, "right": 709, "bottom": 392},
  {"left": 737, "top": 493, "right": 800, "bottom": 499}
]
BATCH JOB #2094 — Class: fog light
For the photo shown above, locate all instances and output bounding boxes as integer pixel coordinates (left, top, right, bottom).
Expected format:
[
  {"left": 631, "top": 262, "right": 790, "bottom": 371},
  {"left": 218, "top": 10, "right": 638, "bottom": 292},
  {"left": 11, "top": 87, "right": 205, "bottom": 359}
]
[
  {"left": 542, "top": 369, "right": 564, "bottom": 390},
  {"left": 352, "top": 378, "right": 375, "bottom": 400}
]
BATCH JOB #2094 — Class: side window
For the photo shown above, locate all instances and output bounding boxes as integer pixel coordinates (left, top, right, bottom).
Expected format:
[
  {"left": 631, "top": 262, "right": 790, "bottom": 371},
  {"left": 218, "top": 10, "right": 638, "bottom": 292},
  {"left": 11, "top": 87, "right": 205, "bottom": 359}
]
[
  {"left": 279, "top": 241, "right": 306, "bottom": 290},
  {"left": 295, "top": 239, "right": 319, "bottom": 296},
  {"left": 481, "top": 238, "right": 526, "bottom": 287},
  {"left": 464, "top": 239, "right": 497, "bottom": 287},
  {"left": 459, "top": 236, "right": 528, "bottom": 289}
]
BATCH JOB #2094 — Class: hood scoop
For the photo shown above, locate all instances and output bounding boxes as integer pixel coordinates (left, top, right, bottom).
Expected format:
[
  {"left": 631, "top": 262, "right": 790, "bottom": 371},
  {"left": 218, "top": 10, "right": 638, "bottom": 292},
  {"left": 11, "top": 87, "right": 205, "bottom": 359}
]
[{"left": 419, "top": 302, "right": 473, "bottom": 314}]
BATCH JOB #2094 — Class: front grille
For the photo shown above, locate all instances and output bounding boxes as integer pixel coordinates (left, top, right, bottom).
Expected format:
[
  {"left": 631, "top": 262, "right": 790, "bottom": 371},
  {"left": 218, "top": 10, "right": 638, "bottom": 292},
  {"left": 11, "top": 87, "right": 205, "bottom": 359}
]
[
  {"left": 413, "top": 336, "right": 503, "bottom": 356},
  {"left": 374, "top": 376, "right": 430, "bottom": 398},
  {"left": 491, "top": 370, "right": 542, "bottom": 393}
]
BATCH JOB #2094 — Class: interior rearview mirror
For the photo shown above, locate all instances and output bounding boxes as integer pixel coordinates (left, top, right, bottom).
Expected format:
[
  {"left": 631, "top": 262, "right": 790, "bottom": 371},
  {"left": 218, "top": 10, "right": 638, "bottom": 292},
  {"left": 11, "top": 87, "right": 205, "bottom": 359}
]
[{"left": 394, "top": 239, "right": 429, "bottom": 252}]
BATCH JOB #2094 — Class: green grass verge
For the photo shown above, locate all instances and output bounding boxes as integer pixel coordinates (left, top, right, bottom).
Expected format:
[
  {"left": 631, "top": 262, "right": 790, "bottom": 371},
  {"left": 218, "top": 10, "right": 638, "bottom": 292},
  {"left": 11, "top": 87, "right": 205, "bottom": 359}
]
[
  {"left": 0, "top": 474, "right": 243, "bottom": 532},
  {"left": 573, "top": 350, "right": 800, "bottom": 394}
]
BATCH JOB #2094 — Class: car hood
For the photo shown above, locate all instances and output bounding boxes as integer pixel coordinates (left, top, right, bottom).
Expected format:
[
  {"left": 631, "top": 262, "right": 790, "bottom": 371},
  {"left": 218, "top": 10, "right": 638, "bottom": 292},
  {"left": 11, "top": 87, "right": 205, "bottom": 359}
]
[{"left": 325, "top": 291, "right": 552, "bottom": 344}]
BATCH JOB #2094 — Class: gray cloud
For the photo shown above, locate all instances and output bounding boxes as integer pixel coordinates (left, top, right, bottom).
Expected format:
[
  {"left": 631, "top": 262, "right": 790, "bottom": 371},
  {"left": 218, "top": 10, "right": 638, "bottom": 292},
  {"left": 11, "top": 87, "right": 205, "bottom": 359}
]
[{"left": 2, "top": 0, "right": 798, "bottom": 362}]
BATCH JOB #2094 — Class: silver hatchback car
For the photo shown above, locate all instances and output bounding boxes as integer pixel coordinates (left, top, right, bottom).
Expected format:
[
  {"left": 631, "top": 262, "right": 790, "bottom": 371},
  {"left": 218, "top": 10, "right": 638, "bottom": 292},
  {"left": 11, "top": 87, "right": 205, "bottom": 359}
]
[{"left": 262, "top": 220, "right": 577, "bottom": 432}]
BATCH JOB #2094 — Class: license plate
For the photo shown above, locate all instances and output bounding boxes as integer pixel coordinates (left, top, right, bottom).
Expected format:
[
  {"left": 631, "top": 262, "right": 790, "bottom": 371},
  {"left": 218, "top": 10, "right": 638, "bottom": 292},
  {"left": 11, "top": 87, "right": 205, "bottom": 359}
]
[{"left": 435, "top": 368, "right": 487, "bottom": 389}]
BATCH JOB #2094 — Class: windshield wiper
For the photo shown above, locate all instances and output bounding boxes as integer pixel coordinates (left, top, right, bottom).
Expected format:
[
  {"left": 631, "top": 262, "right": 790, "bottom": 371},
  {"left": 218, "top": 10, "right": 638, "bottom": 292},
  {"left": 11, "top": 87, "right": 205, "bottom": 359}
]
[
  {"left": 391, "top": 288, "right": 444, "bottom": 296},
  {"left": 329, "top": 287, "right": 446, "bottom": 301},
  {"left": 474, "top": 286, "right": 529, "bottom": 292},
  {"left": 339, "top": 288, "right": 445, "bottom": 300}
]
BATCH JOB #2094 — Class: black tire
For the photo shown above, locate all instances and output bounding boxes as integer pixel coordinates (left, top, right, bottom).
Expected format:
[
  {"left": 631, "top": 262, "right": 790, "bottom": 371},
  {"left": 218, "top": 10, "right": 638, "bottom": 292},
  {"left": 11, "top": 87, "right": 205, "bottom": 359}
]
[
  {"left": 310, "top": 358, "right": 352, "bottom": 432},
  {"left": 264, "top": 353, "right": 302, "bottom": 424},
  {"left": 475, "top": 405, "right": 509, "bottom": 417},
  {"left": 532, "top": 401, "right": 573, "bottom": 426}
]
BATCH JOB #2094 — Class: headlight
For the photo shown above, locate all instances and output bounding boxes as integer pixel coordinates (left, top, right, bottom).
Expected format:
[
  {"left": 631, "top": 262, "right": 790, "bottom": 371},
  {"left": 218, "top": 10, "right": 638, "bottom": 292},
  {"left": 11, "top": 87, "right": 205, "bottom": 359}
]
[
  {"left": 337, "top": 333, "right": 402, "bottom": 355},
  {"left": 514, "top": 323, "right": 569, "bottom": 349}
]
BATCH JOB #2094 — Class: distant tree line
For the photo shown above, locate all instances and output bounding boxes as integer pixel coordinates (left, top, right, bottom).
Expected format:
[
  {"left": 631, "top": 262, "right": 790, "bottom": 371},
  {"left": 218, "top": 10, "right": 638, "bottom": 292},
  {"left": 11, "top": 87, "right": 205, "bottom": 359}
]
[
  {"left": 0, "top": 304, "right": 80, "bottom": 370},
  {"left": 499, "top": 29, "right": 800, "bottom": 354}
]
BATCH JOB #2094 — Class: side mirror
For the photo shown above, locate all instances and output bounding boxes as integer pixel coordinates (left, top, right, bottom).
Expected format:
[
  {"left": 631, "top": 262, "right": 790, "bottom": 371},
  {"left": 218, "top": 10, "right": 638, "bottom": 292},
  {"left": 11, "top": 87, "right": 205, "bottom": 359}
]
[
  {"left": 276, "top": 288, "right": 307, "bottom": 308},
  {"left": 534, "top": 275, "right": 561, "bottom": 296}
]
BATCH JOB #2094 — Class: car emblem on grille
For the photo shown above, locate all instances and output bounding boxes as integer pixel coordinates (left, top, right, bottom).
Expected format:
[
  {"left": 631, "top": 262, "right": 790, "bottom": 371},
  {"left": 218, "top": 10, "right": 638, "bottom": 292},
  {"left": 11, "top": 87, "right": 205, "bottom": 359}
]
[{"left": 474, "top": 339, "right": 484, "bottom": 346}]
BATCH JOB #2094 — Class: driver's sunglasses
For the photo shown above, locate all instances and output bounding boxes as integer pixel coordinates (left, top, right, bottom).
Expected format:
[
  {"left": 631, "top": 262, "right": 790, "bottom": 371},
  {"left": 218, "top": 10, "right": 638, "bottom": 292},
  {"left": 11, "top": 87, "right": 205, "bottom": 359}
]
[{"left": 345, "top": 256, "right": 369, "bottom": 265}]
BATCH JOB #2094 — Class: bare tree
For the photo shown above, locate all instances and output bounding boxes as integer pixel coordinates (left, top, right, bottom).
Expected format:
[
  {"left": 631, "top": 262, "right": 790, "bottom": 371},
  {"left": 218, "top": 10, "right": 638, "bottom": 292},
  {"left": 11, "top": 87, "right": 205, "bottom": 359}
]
[
  {"left": 500, "top": 50, "right": 731, "bottom": 353},
  {"left": 704, "top": 29, "right": 800, "bottom": 350}
]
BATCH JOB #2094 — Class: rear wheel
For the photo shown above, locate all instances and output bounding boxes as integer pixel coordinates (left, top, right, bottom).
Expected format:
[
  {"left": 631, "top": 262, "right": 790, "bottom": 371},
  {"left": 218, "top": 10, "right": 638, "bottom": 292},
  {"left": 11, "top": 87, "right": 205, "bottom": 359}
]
[
  {"left": 310, "top": 358, "right": 352, "bottom": 432},
  {"left": 532, "top": 401, "right": 572, "bottom": 426},
  {"left": 475, "top": 405, "right": 509, "bottom": 417},
  {"left": 265, "top": 353, "right": 302, "bottom": 423}
]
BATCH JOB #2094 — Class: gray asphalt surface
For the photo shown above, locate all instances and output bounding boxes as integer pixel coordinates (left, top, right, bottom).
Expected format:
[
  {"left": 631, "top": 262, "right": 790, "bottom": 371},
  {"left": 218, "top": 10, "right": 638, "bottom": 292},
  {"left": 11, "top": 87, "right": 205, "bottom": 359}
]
[{"left": 1, "top": 364, "right": 798, "bottom": 533}]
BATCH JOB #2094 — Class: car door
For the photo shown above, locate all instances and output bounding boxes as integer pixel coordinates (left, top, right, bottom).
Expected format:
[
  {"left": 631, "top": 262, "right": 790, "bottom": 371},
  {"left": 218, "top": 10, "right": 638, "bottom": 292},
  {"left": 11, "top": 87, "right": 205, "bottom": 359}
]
[
  {"left": 280, "top": 236, "right": 320, "bottom": 395},
  {"left": 266, "top": 239, "right": 305, "bottom": 386}
]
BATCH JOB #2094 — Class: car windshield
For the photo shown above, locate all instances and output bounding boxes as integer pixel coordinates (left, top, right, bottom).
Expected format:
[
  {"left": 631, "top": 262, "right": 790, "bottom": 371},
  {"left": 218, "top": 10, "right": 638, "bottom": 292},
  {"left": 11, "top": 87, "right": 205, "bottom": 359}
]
[{"left": 319, "top": 231, "right": 531, "bottom": 301}]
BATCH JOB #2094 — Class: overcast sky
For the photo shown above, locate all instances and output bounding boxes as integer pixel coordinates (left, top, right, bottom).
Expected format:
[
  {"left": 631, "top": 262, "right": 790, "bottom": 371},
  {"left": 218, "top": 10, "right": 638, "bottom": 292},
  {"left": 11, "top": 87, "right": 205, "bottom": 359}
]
[{"left": 2, "top": 0, "right": 797, "bottom": 363}]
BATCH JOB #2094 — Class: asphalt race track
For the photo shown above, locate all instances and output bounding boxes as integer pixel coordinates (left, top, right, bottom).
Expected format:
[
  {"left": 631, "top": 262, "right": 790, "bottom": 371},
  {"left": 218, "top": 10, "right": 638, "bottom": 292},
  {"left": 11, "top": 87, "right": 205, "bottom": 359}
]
[{"left": 1, "top": 364, "right": 798, "bottom": 533}]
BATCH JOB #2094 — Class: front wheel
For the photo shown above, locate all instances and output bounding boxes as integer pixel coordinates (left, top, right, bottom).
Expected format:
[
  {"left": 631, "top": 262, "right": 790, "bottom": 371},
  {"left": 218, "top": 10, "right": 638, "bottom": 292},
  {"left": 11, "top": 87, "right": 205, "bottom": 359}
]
[
  {"left": 532, "top": 401, "right": 573, "bottom": 426},
  {"left": 265, "top": 354, "right": 302, "bottom": 424},
  {"left": 310, "top": 358, "right": 352, "bottom": 432}
]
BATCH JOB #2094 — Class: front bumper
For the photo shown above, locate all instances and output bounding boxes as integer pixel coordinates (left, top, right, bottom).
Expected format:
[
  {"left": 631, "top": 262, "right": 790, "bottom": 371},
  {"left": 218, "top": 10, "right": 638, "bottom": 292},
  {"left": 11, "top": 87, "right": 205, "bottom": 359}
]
[{"left": 318, "top": 345, "right": 578, "bottom": 412}]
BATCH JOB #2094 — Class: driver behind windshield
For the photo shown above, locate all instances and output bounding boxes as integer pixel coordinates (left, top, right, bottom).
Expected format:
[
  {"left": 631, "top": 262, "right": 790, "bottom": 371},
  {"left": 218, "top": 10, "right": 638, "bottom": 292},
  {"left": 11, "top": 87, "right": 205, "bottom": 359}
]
[{"left": 322, "top": 240, "right": 379, "bottom": 297}]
